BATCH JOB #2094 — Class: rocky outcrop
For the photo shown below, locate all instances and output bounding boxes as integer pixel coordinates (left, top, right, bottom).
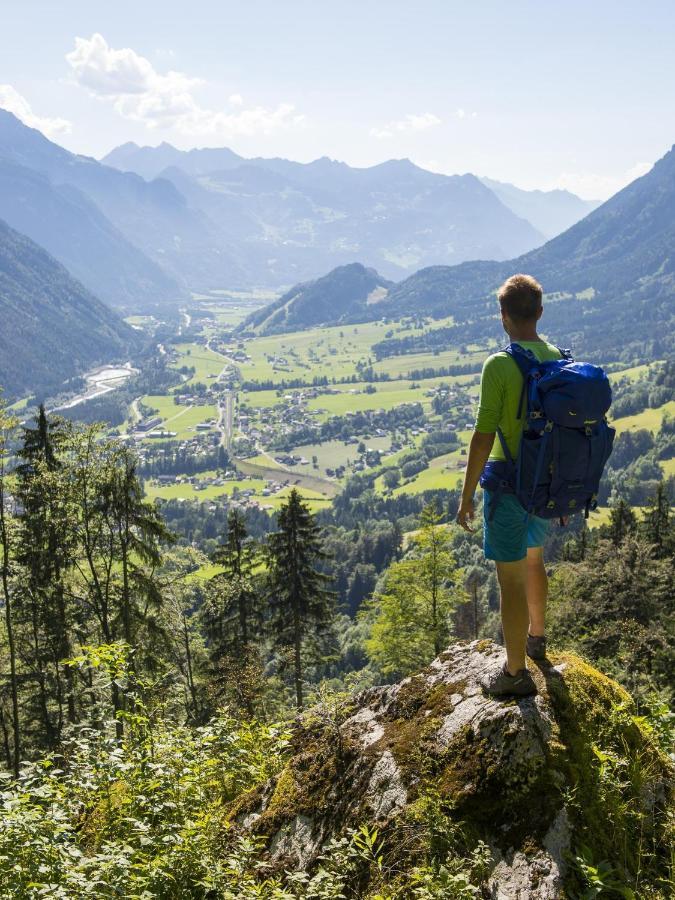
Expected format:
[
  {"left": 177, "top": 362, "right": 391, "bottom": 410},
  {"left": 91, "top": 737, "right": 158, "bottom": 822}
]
[{"left": 227, "top": 641, "right": 673, "bottom": 898}]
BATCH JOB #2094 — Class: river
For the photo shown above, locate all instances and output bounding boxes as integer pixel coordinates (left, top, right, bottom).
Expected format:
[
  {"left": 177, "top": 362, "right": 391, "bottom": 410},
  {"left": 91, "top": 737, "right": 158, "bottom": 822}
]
[{"left": 51, "top": 363, "right": 138, "bottom": 412}]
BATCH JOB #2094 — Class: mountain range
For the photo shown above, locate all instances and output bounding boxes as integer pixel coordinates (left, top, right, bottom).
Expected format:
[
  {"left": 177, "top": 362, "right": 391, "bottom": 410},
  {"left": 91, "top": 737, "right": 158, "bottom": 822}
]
[
  {"left": 0, "top": 110, "right": 597, "bottom": 316},
  {"left": 0, "top": 218, "right": 136, "bottom": 400},
  {"left": 478, "top": 178, "right": 598, "bottom": 238},
  {"left": 1, "top": 107, "right": 670, "bottom": 401},
  {"left": 102, "top": 140, "right": 595, "bottom": 285},
  {"left": 243, "top": 144, "right": 675, "bottom": 364}
]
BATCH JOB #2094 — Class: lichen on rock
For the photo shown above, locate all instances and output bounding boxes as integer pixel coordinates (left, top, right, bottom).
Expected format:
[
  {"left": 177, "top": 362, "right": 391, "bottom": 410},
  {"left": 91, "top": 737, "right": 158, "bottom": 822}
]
[{"left": 225, "top": 640, "right": 673, "bottom": 898}]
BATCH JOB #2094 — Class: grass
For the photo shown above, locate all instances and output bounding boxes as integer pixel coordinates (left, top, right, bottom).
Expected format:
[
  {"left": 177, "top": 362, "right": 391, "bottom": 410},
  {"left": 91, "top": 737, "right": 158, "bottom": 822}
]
[
  {"left": 371, "top": 346, "right": 485, "bottom": 378},
  {"left": 587, "top": 506, "right": 651, "bottom": 529},
  {"left": 306, "top": 384, "right": 435, "bottom": 419},
  {"left": 611, "top": 400, "right": 675, "bottom": 434},
  {"left": 137, "top": 395, "right": 219, "bottom": 440},
  {"left": 241, "top": 390, "right": 285, "bottom": 409},
  {"left": 171, "top": 343, "right": 227, "bottom": 387},
  {"left": 143, "top": 475, "right": 266, "bottom": 502},
  {"left": 607, "top": 362, "right": 658, "bottom": 384},
  {"left": 241, "top": 373, "right": 479, "bottom": 417},
  {"left": 288, "top": 436, "right": 392, "bottom": 478},
  {"left": 196, "top": 296, "right": 271, "bottom": 328},
  {"left": 383, "top": 449, "right": 466, "bottom": 497},
  {"left": 6, "top": 396, "right": 30, "bottom": 414},
  {"left": 237, "top": 317, "right": 474, "bottom": 387},
  {"left": 185, "top": 562, "right": 225, "bottom": 582},
  {"left": 143, "top": 468, "right": 329, "bottom": 512},
  {"left": 660, "top": 457, "right": 675, "bottom": 478}
]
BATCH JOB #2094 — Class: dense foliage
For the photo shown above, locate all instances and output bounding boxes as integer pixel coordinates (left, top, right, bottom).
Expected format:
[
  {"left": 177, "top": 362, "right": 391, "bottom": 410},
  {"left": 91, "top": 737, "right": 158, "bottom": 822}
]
[{"left": 0, "top": 402, "right": 673, "bottom": 897}]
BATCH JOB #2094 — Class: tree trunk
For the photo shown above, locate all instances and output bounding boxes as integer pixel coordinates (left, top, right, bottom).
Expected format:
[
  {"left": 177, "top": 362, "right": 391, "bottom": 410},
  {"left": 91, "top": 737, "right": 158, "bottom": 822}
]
[
  {"left": 0, "top": 483, "right": 21, "bottom": 777},
  {"left": 293, "top": 604, "right": 303, "bottom": 710}
]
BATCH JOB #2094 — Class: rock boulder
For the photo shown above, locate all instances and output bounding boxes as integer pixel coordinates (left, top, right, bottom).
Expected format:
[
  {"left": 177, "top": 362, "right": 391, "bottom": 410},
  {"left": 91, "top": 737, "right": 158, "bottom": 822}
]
[{"left": 227, "top": 641, "right": 672, "bottom": 898}]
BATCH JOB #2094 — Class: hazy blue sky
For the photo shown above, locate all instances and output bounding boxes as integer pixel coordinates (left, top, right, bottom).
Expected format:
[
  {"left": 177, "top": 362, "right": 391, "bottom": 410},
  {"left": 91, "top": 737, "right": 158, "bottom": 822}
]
[{"left": 2, "top": 0, "right": 674, "bottom": 198}]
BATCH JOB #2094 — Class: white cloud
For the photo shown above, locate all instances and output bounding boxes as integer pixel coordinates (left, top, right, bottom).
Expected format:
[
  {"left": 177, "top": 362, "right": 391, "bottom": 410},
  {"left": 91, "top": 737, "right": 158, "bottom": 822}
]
[
  {"left": 455, "top": 108, "right": 478, "bottom": 120},
  {"left": 550, "top": 161, "right": 652, "bottom": 200},
  {"left": 65, "top": 33, "right": 304, "bottom": 137},
  {"left": 370, "top": 112, "right": 441, "bottom": 140},
  {"left": 0, "top": 84, "right": 71, "bottom": 138}
]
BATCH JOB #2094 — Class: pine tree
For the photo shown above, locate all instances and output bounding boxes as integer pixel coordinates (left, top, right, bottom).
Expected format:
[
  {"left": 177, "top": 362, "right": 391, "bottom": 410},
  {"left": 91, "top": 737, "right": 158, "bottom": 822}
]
[
  {"left": 0, "top": 401, "right": 20, "bottom": 775},
  {"left": 640, "top": 482, "right": 673, "bottom": 558},
  {"left": 15, "top": 406, "right": 76, "bottom": 747},
  {"left": 208, "top": 510, "right": 260, "bottom": 651},
  {"left": 267, "top": 489, "right": 334, "bottom": 709},
  {"left": 202, "top": 510, "right": 265, "bottom": 714},
  {"left": 604, "top": 497, "right": 638, "bottom": 547},
  {"left": 70, "top": 428, "right": 171, "bottom": 736}
]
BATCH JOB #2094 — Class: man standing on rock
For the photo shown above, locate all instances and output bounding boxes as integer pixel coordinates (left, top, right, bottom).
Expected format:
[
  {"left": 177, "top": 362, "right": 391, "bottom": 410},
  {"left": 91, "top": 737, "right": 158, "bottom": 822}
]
[{"left": 456, "top": 274, "right": 560, "bottom": 698}]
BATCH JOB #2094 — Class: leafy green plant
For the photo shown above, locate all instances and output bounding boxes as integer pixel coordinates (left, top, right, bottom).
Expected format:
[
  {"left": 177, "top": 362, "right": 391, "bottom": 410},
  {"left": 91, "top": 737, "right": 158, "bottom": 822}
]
[{"left": 572, "top": 845, "right": 636, "bottom": 899}]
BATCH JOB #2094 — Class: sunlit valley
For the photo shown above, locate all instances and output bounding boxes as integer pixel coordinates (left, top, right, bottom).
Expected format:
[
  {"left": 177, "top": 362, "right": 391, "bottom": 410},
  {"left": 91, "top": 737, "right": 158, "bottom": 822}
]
[{"left": 0, "top": 8, "right": 673, "bottom": 898}]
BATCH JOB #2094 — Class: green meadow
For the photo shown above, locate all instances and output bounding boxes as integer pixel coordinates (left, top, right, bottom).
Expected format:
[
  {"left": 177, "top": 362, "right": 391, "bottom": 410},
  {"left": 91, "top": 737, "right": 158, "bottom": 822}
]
[
  {"left": 289, "top": 436, "right": 392, "bottom": 478},
  {"left": 138, "top": 394, "right": 219, "bottom": 440},
  {"left": 611, "top": 399, "right": 675, "bottom": 434},
  {"left": 172, "top": 343, "right": 227, "bottom": 387}
]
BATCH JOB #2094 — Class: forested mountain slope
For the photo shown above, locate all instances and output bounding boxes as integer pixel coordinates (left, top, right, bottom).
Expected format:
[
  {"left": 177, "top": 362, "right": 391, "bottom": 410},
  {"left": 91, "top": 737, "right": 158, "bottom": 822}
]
[
  {"left": 0, "top": 111, "right": 226, "bottom": 301},
  {"left": 243, "top": 263, "right": 392, "bottom": 334},
  {"left": 0, "top": 218, "right": 136, "bottom": 399},
  {"left": 382, "top": 144, "right": 675, "bottom": 361},
  {"left": 0, "top": 159, "right": 179, "bottom": 309}
]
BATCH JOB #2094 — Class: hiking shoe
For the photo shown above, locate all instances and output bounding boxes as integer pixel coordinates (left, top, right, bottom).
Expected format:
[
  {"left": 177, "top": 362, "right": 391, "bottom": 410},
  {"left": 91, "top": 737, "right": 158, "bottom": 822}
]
[
  {"left": 480, "top": 663, "right": 537, "bottom": 698},
  {"left": 527, "top": 633, "right": 547, "bottom": 661}
]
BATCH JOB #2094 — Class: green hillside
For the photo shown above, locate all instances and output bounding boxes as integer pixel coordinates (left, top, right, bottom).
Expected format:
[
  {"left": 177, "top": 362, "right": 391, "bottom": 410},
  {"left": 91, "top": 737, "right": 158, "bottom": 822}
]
[
  {"left": 0, "top": 218, "right": 137, "bottom": 399},
  {"left": 243, "top": 263, "right": 393, "bottom": 335}
]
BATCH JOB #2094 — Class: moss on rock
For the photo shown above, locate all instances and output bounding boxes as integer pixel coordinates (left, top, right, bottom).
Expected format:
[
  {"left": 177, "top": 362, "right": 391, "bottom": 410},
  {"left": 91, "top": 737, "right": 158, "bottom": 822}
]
[{"left": 224, "top": 641, "right": 673, "bottom": 898}]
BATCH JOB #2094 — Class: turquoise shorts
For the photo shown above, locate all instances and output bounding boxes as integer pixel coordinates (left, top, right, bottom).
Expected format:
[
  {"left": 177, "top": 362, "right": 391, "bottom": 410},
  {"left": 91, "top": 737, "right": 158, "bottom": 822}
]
[{"left": 483, "top": 490, "right": 550, "bottom": 562}]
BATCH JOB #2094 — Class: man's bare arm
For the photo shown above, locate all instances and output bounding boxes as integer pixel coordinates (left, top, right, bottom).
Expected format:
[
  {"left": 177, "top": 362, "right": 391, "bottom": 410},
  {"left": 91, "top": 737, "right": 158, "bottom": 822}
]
[{"left": 456, "top": 431, "right": 495, "bottom": 532}]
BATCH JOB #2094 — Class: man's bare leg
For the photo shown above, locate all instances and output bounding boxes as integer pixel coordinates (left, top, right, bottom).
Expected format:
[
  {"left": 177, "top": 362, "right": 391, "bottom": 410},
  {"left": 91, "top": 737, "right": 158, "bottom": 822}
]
[
  {"left": 526, "top": 546, "right": 547, "bottom": 638},
  {"left": 495, "top": 558, "right": 529, "bottom": 675}
]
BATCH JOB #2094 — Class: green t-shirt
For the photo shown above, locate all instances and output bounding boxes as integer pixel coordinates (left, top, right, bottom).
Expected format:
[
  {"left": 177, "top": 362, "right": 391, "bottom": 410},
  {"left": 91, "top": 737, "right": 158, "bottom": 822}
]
[{"left": 475, "top": 340, "right": 563, "bottom": 462}]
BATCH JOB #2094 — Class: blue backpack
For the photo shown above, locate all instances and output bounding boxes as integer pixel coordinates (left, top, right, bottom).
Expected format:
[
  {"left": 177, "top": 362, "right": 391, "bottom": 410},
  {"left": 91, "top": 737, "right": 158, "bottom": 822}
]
[{"left": 480, "top": 343, "right": 615, "bottom": 521}]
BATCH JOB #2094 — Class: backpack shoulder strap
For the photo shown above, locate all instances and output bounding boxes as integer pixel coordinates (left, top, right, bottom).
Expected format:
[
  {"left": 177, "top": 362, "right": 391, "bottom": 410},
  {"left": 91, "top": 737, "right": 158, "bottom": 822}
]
[
  {"left": 503, "top": 342, "right": 541, "bottom": 378},
  {"left": 503, "top": 343, "right": 540, "bottom": 420}
]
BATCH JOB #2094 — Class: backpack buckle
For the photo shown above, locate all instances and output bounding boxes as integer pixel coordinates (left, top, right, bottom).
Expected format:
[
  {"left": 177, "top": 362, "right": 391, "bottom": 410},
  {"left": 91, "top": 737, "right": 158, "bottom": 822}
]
[{"left": 544, "top": 420, "right": 554, "bottom": 432}]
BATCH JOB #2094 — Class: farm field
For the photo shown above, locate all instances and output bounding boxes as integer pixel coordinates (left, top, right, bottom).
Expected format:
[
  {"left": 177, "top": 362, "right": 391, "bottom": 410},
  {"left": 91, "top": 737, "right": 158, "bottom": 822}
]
[
  {"left": 172, "top": 343, "right": 227, "bottom": 387},
  {"left": 143, "top": 467, "right": 328, "bottom": 512},
  {"left": 144, "top": 474, "right": 266, "bottom": 502},
  {"left": 237, "top": 316, "right": 464, "bottom": 385},
  {"left": 138, "top": 394, "right": 219, "bottom": 440},
  {"left": 395, "top": 459, "right": 464, "bottom": 496},
  {"left": 306, "top": 385, "right": 433, "bottom": 419},
  {"left": 290, "top": 436, "right": 393, "bottom": 478},
  {"left": 608, "top": 362, "right": 659, "bottom": 383},
  {"left": 240, "top": 389, "right": 285, "bottom": 409},
  {"left": 386, "top": 449, "right": 466, "bottom": 497},
  {"left": 241, "top": 372, "right": 479, "bottom": 417},
  {"left": 372, "top": 346, "right": 485, "bottom": 378}
]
